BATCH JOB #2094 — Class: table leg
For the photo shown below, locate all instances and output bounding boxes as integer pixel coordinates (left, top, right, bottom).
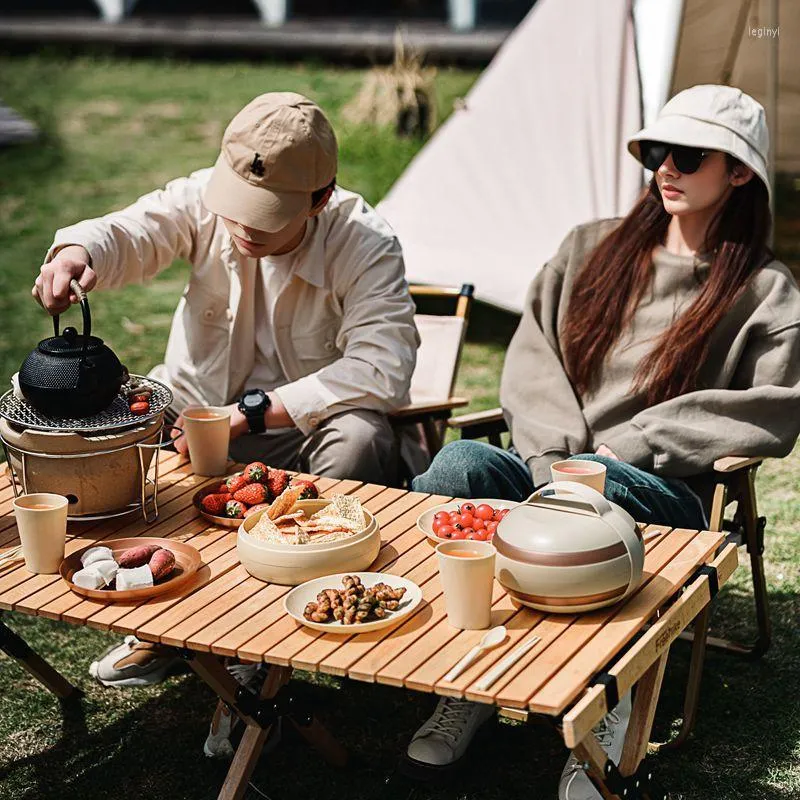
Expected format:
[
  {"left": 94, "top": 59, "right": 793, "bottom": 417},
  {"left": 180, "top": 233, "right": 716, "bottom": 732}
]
[
  {"left": 0, "top": 612, "right": 83, "bottom": 701},
  {"left": 571, "top": 734, "right": 620, "bottom": 800}
]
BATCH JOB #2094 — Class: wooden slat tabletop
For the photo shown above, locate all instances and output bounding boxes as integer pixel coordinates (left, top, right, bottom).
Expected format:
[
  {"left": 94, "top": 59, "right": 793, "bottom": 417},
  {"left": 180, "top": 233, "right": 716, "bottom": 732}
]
[{"left": 0, "top": 457, "right": 725, "bottom": 718}]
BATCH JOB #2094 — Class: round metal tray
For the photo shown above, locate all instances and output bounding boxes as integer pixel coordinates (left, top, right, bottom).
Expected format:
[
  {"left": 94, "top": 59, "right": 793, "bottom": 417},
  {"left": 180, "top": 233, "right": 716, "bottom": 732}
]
[{"left": 0, "top": 375, "right": 173, "bottom": 433}]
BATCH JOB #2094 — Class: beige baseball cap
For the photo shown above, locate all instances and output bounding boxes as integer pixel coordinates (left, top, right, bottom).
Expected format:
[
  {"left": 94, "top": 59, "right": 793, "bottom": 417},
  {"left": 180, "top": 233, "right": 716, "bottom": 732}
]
[
  {"left": 627, "top": 84, "right": 770, "bottom": 201},
  {"left": 203, "top": 92, "right": 338, "bottom": 232}
]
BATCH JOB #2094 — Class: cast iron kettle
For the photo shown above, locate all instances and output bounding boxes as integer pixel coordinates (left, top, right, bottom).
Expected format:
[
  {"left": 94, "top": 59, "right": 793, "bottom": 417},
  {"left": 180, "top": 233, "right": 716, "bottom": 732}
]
[{"left": 18, "top": 279, "right": 127, "bottom": 418}]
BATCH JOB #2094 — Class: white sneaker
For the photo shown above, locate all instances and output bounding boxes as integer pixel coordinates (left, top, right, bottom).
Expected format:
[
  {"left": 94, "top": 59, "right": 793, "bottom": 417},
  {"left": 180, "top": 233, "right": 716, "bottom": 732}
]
[
  {"left": 89, "top": 635, "right": 178, "bottom": 688},
  {"left": 558, "top": 691, "right": 632, "bottom": 800},
  {"left": 204, "top": 662, "right": 276, "bottom": 759},
  {"left": 405, "top": 697, "right": 494, "bottom": 771}
]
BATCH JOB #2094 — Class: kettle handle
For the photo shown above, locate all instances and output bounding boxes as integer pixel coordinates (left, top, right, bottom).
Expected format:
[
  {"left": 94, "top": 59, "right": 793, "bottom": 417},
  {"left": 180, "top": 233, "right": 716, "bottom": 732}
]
[
  {"left": 52, "top": 279, "right": 92, "bottom": 363},
  {"left": 524, "top": 481, "right": 613, "bottom": 517}
]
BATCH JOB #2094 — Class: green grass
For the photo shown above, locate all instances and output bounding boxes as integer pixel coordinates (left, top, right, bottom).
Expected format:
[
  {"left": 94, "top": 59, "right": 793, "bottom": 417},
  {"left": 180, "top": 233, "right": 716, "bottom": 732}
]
[{"left": 1, "top": 53, "right": 799, "bottom": 800}]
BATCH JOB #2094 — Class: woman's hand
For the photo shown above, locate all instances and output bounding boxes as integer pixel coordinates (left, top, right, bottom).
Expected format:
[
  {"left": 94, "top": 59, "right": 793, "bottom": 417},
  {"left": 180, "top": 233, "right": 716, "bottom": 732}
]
[
  {"left": 595, "top": 444, "right": 619, "bottom": 460},
  {"left": 34, "top": 246, "right": 97, "bottom": 314}
]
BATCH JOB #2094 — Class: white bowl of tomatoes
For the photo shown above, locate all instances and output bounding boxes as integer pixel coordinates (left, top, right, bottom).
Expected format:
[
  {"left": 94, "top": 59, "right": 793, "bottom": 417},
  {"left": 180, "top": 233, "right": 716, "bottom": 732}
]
[{"left": 416, "top": 499, "right": 519, "bottom": 544}]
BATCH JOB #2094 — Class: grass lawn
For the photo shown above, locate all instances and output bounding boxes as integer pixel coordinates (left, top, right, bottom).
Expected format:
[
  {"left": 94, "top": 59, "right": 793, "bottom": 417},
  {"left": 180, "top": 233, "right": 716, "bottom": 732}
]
[{"left": 1, "top": 53, "right": 799, "bottom": 800}]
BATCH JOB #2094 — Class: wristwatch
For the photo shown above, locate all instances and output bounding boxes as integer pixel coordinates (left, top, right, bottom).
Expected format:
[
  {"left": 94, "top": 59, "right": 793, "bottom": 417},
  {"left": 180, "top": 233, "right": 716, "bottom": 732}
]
[{"left": 238, "top": 389, "right": 271, "bottom": 434}]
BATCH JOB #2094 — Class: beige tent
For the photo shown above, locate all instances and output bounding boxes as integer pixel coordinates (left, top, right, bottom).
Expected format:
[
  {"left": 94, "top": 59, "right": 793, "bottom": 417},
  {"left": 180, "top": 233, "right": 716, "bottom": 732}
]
[{"left": 378, "top": 0, "right": 794, "bottom": 313}]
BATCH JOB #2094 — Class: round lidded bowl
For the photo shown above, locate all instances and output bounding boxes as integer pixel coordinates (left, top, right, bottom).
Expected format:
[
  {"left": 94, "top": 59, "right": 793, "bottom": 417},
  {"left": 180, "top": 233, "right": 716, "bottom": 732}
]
[
  {"left": 493, "top": 482, "right": 644, "bottom": 613},
  {"left": 237, "top": 499, "right": 381, "bottom": 585}
]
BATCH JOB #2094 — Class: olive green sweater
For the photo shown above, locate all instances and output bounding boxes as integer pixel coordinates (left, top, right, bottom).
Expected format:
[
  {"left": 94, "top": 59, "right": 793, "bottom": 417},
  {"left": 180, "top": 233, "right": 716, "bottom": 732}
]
[{"left": 501, "top": 218, "right": 800, "bottom": 488}]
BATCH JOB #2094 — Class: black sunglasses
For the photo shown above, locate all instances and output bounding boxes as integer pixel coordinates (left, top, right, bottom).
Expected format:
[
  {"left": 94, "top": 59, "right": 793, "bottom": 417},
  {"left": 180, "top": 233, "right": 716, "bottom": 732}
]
[{"left": 639, "top": 140, "right": 709, "bottom": 174}]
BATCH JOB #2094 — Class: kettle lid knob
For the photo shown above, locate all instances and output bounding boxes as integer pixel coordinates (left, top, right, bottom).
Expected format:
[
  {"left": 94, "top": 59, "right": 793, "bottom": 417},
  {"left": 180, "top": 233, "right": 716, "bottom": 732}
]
[{"left": 63, "top": 326, "right": 79, "bottom": 343}]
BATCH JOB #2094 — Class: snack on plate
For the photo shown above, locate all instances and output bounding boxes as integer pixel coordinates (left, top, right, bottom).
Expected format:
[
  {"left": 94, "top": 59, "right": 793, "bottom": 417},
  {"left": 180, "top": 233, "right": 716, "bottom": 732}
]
[
  {"left": 73, "top": 559, "right": 119, "bottom": 589},
  {"left": 248, "top": 493, "right": 368, "bottom": 546},
  {"left": 80, "top": 546, "right": 114, "bottom": 568},
  {"left": 73, "top": 544, "right": 176, "bottom": 591},
  {"left": 117, "top": 543, "right": 161, "bottom": 569},
  {"left": 116, "top": 565, "right": 154, "bottom": 591},
  {"left": 303, "top": 575, "right": 406, "bottom": 624}
]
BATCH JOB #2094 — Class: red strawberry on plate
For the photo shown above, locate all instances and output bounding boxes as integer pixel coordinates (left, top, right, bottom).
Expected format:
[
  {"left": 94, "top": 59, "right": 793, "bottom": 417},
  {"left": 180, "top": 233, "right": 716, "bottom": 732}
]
[
  {"left": 233, "top": 483, "right": 269, "bottom": 506},
  {"left": 200, "top": 492, "right": 232, "bottom": 515},
  {"left": 290, "top": 479, "right": 318, "bottom": 500},
  {"left": 266, "top": 468, "right": 289, "bottom": 500},
  {"left": 224, "top": 473, "right": 250, "bottom": 495},
  {"left": 225, "top": 500, "right": 246, "bottom": 519},
  {"left": 243, "top": 461, "right": 269, "bottom": 484}
]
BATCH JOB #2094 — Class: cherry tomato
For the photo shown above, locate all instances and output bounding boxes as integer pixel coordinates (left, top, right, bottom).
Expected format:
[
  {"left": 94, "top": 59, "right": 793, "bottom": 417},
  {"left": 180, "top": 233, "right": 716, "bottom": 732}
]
[
  {"left": 434, "top": 511, "right": 450, "bottom": 522},
  {"left": 485, "top": 520, "right": 499, "bottom": 536},
  {"left": 438, "top": 525, "right": 454, "bottom": 538},
  {"left": 432, "top": 519, "right": 442, "bottom": 534},
  {"left": 492, "top": 508, "right": 504, "bottom": 522},
  {"left": 472, "top": 518, "right": 485, "bottom": 531},
  {"left": 449, "top": 511, "right": 461, "bottom": 524},
  {"left": 466, "top": 532, "right": 480, "bottom": 540},
  {"left": 461, "top": 527, "right": 474, "bottom": 537},
  {"left": 474, "top": 529, "right": 489, "bottom": 541},
  {"left": 460, "top": 502, "right": 476, "bottom": 514},
  {"left": 475, "top": 504, "right": 494, "bottom": 521},
  {"left": 459, "top": 512, "right": 474, "bottom": 528},
  {"left": 498, "top": 508, "right": 511, "bottom": 519},
  {"left": 450, "top": 529, "right": 467, "bottom": 540}
]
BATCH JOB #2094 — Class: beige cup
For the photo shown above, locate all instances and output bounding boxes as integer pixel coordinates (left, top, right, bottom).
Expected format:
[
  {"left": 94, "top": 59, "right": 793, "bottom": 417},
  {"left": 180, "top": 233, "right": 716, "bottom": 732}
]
[
  {"left": 13, "top": 493, "right": 69, "bottom": 574},
  {"left": 182, "top": 406, "right": 232, "bottom": 476},
  {"left": 436, "top": 539, "right": 496, "bottom": 630},
  {"left": 550, "top": 459, "right": 607, "bottom": 494}
]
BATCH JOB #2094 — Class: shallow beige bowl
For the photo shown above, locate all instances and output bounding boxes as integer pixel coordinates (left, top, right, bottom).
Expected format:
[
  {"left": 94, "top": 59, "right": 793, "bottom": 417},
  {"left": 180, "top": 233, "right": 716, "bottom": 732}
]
[{"left": 236, "top": 499, "right": 381, "bottom": 586}]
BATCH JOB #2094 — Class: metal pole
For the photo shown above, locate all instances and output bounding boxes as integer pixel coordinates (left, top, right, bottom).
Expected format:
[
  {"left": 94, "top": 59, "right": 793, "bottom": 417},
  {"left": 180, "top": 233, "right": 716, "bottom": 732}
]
[{"left": 766, "top": 0, "right": 779, "bottom": 239}]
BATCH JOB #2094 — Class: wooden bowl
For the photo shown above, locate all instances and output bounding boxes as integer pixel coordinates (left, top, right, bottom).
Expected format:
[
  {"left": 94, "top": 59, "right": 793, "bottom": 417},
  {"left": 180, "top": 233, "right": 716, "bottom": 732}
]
[{"left": 60, "top": 537, "right": 202, "bottom": 601}]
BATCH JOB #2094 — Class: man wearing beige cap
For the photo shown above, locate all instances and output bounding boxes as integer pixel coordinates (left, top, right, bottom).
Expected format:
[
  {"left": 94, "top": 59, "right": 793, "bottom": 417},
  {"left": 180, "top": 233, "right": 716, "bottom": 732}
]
[
  {"left": 34, "top": 94, "right": 420, "bottom": 728},
  {"left": 36, "top": 92, "right": 418, "bottom": 484}
]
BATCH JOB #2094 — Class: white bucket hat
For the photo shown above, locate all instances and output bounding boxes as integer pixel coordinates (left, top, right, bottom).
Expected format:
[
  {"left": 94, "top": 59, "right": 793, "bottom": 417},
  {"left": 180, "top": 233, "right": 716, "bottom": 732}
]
[{"left": 627, "top": 84, "right": 770, "bottom": 202}]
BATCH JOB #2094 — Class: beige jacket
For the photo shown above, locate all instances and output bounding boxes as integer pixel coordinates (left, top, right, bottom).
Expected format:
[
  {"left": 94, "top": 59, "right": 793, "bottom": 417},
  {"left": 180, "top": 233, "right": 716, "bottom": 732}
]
[
  {"left": 502, "top": 218, "right": 800, "bottom": 487},
  {"left": 46, "top": 169, "right": 419, "bottom": 436}
]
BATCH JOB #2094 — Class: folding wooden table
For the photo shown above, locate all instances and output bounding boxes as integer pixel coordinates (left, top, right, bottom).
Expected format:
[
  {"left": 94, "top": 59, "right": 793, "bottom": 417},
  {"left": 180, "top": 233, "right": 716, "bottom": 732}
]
[{"left": 0, "top": 452, "right": 737, "bottom": 800}]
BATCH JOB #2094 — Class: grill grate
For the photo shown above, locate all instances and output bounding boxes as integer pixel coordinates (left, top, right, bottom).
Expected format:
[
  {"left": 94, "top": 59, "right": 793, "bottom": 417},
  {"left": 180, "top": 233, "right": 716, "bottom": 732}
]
[{"left": 0, "top": 375, "right": 173, "bottom": 433}]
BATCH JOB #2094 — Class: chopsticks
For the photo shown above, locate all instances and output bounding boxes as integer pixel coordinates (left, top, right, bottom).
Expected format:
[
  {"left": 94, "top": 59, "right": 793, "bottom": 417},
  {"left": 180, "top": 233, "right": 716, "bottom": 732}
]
[{"left": 475, "top": 636, "right": 540, "bottom": 692}]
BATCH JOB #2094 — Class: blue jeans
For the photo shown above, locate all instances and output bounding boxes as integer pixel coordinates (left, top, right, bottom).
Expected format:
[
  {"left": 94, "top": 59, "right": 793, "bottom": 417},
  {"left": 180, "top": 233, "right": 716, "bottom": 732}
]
[{"left": 411, "top": 440, "right": 708, "bottom": 530}]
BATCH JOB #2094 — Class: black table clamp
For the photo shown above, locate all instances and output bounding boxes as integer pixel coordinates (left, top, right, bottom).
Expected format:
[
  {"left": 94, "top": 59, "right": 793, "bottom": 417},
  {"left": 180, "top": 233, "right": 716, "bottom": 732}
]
[{"left": 590, "top": 756, "right": 667, "bottom": 800}]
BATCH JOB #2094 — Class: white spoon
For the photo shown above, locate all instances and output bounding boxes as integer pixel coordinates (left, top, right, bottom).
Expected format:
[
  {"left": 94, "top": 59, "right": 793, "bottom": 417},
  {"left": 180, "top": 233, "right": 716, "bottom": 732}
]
[{"left": 444, "top": 625, "right": 508, "bottom": 682}]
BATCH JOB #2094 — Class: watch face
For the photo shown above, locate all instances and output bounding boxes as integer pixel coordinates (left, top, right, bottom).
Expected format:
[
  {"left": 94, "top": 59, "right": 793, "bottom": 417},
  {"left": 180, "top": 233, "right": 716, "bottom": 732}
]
[{"left": 243, "top": 393, "right": 262, "bottom": 410}]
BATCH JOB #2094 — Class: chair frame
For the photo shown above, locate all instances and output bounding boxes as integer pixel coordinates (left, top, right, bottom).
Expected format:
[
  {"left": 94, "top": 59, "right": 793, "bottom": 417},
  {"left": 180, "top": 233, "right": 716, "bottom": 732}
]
[
  {"left": 447, "top": 407, "right": 772, "bottom": 748},
  {"left": 389, "top": 283, "right": 474, "bottom": 457}
]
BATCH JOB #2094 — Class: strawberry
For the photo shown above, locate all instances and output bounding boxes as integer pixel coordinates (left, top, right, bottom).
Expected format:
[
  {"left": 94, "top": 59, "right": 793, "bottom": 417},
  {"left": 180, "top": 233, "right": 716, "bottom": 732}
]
[
  {"left": 200, "top": 492, "right": 232, "bottom": 515},
  {"left": 244, "top": 503, "right": 271, "bottom": 518},
  {"left": 233, "top": 483, "right": 269, "bottom": 505},
  {"left": 243, "top": 461, "right": 269, "bottom": 484},
  {"left": 225, "top": 500, "right": 246, "bottom": 519},
  {"left": 290, "top": 479, "right": 318, "bottom": 500},
  {"left": 224, "top": 472, "right": 250, "bottom": 494},
  {"left": 266, "top": 468, "right": 289, "bottom": 500}
]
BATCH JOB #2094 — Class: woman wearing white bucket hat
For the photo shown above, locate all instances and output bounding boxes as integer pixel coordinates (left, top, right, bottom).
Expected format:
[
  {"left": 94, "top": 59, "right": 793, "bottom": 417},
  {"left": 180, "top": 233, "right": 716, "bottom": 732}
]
[{"left": 405, "top": 85, "right": 800, "bottom": 795}]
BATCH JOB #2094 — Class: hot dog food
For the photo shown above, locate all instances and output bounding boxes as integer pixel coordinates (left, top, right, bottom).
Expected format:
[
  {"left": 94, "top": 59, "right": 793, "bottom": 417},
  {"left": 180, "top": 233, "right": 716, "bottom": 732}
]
[
  {"left": 303, "top": 575, "right": 407, "bottom": 625},
  {"left": 72, "top": 544, "right": 176, "bottom": 591}
]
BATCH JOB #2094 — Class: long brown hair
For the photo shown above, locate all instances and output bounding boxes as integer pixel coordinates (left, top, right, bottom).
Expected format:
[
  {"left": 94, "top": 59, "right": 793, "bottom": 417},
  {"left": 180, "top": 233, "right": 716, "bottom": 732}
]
[{"left": 561, "top": 156, "right": 772, "bottom": 406}]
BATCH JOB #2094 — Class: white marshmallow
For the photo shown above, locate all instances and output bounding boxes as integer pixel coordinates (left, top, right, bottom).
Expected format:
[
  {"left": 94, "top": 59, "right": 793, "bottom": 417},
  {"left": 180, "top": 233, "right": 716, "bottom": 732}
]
[
  {"left": 81, "top": 546, "right": 114, "bottom": 568},
  {"left": 72, "top": 566, "right": 107, "bottom": 590},
  {"left": 115, "top": 565, "right": 153, "bottom": 591},
  {"left": 93, "top": 559, "right": 119, "bottom": 586}
]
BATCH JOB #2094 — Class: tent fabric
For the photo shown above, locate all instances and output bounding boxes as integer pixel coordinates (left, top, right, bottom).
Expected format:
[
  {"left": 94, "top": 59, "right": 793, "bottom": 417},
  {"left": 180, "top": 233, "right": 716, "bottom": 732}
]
[
  {"left": 671, "top": 0, "right": 799, "bottom": 172},
  {"left": 377, "top": 0, "right": 643, "bottom": 314}
]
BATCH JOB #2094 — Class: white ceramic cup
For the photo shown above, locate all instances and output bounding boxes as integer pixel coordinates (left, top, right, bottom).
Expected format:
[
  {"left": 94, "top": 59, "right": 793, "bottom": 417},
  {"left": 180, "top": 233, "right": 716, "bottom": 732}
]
[
  {"left": 436, "top": 539, "right": 496, "bottom": 630},
  {"left": 550, "top": 459, "right": 607, "bottom": 494},
  {"left": 182, "top": 406, "right": 232, "bottom": 476},
  {"left": 13, "top": 493, "right": 69, "bottom": 574}
]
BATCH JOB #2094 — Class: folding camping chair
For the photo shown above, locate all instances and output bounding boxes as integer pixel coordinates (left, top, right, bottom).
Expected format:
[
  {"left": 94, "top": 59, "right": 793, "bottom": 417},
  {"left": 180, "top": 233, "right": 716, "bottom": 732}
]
[
  {"left": 389, "top": 283, "right": 474, "bottom": 464},
  {"left": 448, "top": 407, "right": 773, "bottom": 746}
]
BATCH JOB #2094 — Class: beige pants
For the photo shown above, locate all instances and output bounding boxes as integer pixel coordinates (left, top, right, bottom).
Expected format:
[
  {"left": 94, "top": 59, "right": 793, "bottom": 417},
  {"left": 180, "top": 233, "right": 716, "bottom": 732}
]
[{"left": 226, "top": 409, "right": 399, "bottom": 486}]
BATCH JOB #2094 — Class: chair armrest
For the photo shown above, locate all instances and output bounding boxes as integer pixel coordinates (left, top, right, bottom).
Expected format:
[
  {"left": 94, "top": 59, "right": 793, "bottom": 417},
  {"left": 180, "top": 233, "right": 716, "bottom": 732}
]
[
  {"left": 448, "top": 407, "right": 505, "bottom": 429},
  {"left": 713, "top": 456, "right": 766, "bottom": 473},
  {"left": 389, "top": 397, "right": 469, "bottom": 420}
]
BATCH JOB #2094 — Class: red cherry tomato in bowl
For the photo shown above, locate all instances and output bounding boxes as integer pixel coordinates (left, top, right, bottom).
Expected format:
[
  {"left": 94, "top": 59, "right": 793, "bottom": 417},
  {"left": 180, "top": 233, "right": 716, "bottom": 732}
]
[
  {"left": 472, "top": 518, "right": 485, "bottom": 531},
  {"left": 475, "top": 504, "right": 494, "bottom": 521},
  {"left": 485, "top": 520, "right": 499, "bottom": 536},
  {"left": 438, "top": 525, "right": 454, "bottom": 538},
  {"left": 450, "top": 529, "right": 467, "bottom": 540},
  {"left": 460, "top": 502, "right": 476, "bottom": 514},
  {"left": 459, "top": 512, "right": 474, "bottom": 528}
]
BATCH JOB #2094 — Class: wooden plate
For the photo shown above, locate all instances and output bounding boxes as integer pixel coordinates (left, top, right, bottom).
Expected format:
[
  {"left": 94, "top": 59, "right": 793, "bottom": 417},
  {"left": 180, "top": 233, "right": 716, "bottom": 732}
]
[
  {"left": 284, "top": 572, "right": 423, "bottom": 634},
  {"left": 60, "top": 537, "right": 202, "bottom": 602},
  {"left": 192, "top": 485, "right": 247, "bottom": 529}
]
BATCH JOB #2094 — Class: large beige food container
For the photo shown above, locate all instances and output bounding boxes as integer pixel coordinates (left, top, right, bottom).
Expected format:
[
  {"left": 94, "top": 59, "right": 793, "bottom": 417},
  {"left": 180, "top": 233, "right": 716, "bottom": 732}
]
[
  {"left": 493, "top": 481, "right": 644, "bottom": 613},
  {"left": 1, "top": 416, "right": 161, "bottom": 517},
  {"left": 237, "top": 499, "right": 381, "bottom": 586}
]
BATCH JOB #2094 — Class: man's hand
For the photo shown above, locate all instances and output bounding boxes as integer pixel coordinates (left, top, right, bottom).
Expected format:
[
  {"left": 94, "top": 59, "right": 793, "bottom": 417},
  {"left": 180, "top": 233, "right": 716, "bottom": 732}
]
[
  {"left": 595, "top": 444, "right": 619, "bottom": 460},
  {"left": 34, "top": 245, "right": 97, "bottom": 315}
]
